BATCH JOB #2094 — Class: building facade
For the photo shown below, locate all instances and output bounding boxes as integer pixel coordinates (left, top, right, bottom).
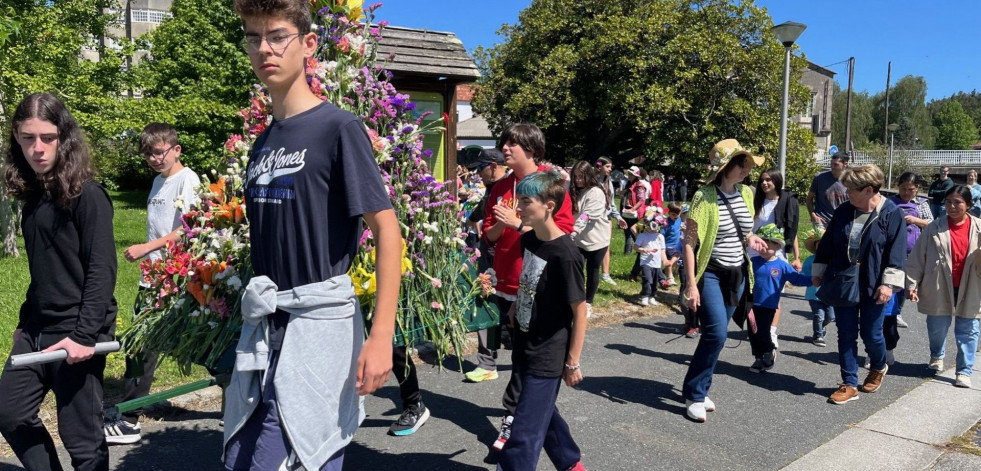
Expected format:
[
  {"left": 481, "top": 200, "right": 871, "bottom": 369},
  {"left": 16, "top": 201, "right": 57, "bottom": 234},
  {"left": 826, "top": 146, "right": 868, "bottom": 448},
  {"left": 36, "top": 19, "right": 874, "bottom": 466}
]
[{"left": 795, "top": 61, "right": 835, "bottom": 155}]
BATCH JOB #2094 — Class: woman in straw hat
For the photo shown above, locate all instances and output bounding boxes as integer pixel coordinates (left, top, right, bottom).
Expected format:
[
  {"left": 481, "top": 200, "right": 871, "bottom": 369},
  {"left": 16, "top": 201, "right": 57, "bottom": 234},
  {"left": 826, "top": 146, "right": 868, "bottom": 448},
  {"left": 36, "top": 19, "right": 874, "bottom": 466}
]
[{"left": 681, "top": 139, "right": 766, "bottom": 422}]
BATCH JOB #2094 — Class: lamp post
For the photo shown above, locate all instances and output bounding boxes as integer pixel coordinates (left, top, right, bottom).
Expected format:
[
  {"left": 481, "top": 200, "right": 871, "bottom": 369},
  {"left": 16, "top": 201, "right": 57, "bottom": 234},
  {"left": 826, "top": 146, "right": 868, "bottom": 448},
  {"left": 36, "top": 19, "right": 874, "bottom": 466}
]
[
  {"left": 887, "top": 123, "right": 899, "bottom": 188},
  {"left": 771, "top": 21, "right": 807, "bottom": 186}
]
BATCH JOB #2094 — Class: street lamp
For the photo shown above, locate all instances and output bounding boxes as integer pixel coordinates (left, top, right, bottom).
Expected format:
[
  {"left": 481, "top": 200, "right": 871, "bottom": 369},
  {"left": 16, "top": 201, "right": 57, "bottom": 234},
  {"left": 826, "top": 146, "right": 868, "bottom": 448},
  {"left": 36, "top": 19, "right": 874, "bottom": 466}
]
[
  {"left": 887, "top": 123, "right": 899, "bottom": 188},
  {"left": 772, "top": 21, "right": 807, "bottom": 186}
]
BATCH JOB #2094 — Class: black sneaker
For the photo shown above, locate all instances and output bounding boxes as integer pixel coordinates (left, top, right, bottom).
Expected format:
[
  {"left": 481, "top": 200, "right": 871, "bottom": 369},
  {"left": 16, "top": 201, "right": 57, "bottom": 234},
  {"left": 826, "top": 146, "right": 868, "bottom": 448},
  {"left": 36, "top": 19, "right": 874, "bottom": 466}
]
[
  {"left": 761, "top": 351, "right": 776, "bottom": 371},
  {"left": 749, "top": 357, "right": 765, "bottom": 373},
  {"left": 388, "top": 402, "right": 430, "bottom": 436},
  {"left": 104, "top": 418, "right": 141, "bottom": 445},
  {"left": 813, "top": 336, "right": 827, "bottom": 347},
  {"left": 493, "top": 415, "right": 514, "bottom": 451}
]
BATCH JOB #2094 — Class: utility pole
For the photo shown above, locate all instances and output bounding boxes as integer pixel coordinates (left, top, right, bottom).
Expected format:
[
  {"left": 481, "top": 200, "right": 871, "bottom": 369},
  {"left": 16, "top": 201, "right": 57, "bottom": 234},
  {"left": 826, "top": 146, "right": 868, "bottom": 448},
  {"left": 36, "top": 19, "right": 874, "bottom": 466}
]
[
  {"left": 883, "top": 61, "right": 891, "bottom": 145},
  {"left": 844, "top": 57, "right": 855, "bottom": 153}
]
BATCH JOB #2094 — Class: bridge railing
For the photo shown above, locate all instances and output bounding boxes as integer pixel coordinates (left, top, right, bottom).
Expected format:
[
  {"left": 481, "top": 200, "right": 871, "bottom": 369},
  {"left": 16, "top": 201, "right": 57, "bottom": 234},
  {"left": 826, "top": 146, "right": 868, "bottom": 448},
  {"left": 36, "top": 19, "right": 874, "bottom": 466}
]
[{"left": 815, "top": 150, "right": 981, "bottom": 169}]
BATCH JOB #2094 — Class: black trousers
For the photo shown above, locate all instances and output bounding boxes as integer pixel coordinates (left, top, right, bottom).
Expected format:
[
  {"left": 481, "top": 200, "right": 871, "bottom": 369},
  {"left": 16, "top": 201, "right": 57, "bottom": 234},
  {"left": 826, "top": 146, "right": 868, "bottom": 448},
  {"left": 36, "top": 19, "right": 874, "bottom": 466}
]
[
  {"left": 495, "top": 296, "right": 524, "bottom": 416},
  {"left": 579, "top": 246, "right": 606, "bottom": 304},
  {"left": 883, "top": 316, "right": 901, "bottom": 351},
  {"left": 392, "top": 345, "right": 421, "bottom": 409},
  {"left": 749, "top": 306, "right": 778, "bottom": 357},
  {"left": 0, "top": 331, "right": 109, "bottom": 471},
  {"left": 118, "top": 288, "right": 160, "bottom": 420}
]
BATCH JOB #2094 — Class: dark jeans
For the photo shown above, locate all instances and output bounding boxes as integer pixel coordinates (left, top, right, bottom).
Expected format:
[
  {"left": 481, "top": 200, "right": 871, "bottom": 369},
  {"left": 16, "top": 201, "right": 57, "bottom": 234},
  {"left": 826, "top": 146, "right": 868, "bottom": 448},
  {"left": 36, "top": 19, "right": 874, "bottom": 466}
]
[
  {"left": 836, "top": 298, "right": 887, "bottom": 387},
  {"left": 622, "top": 218, "right": 638, "bottom": 254},
  {"left": 579, "top": 246, "right": 606, "bottom": 304},
  {"left": 495, "top": 296, "right": 524, "bottom": 416},
  {"left": 497, "top": 374, "right": 581, "bottom": 471},
  {"left": 883, "top": 316, "right": 900, "bottom": 351},
  {"left": 224, "top": 350, "right": 345, "bottom": 471},
  {"left": 749, "top": 306, "right": 777, "bottom": 357},
  {"left": 392, "top": 345, "right": 421, "bottom": 409},
  {"left": 809, "top": 300, "right": 835, "bottom": 338},
  {"left": 640, "top": 266, "right": 658, "bottom": 297},
  {"left": 0, "top": 330, "right": 109, "bottom": 471},
  {"left": 682, "top": 269, "right": 744, "bottom": 401}
]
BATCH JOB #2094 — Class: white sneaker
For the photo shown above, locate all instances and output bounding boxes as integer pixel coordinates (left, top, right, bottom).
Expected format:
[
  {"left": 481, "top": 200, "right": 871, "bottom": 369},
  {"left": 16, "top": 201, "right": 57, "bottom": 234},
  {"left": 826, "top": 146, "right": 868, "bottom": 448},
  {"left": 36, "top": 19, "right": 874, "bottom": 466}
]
[
  {"left": 928, "top": 357, "right": 944, "bottom": 371},
  {"left": 885, "top": 349, "right": 895, "bottom": 366},
  {"left": 685, "top": 400, "right": 706, "bottom": 422},
  {"left": 601, "top": 274, "right": 617, "bottom": 286},
  {"left": 896, "top": 315, "right": 909, "bottom": 328},
  {"left": 640, "top": 297, "right": 650, "bottom": 306},
  {"left": 703, "top": 397, "right": 716, "bottom": 412},
  {"left": 649, "top": 297, "right": 658, "bottom": 307},
  {"left": 586, "top": 303, "right": 593, "bottom": 318},
  {"left": 955, "top": 374, "right": 972, "bottom": 388}
]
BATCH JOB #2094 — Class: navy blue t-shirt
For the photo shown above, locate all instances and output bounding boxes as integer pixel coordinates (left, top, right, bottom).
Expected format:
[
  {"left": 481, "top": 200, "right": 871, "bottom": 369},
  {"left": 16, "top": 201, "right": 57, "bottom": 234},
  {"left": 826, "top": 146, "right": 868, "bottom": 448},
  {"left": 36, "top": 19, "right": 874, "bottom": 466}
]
[{"left": 245, "top": 102, "right": 392, "bottom": 348}]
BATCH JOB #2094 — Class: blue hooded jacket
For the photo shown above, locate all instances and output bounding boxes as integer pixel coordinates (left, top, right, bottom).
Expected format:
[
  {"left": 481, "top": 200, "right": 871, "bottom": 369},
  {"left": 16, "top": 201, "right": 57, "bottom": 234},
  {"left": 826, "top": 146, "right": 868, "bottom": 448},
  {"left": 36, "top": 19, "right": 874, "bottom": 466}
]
[{"left": 811, "top": 196, "right": 907, "bottom": 300}]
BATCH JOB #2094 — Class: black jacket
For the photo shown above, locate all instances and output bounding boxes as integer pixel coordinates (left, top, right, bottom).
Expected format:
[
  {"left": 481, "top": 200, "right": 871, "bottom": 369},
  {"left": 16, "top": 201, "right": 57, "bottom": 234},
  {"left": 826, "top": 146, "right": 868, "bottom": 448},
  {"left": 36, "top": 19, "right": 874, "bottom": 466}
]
[
  {"left": 770, "top": 189, "right": 800, "bottom": 252},
  {"left": 19, "top": 181, "right": 118, "bottom": 346}
]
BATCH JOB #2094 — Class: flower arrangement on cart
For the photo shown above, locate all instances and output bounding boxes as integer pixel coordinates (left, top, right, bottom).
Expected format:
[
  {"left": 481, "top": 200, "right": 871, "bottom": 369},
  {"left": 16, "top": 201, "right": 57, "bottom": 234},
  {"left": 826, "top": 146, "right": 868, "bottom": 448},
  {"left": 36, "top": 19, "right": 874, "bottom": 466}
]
[{"left": 120, "top": 0, "right": 498, "bottom": 373}]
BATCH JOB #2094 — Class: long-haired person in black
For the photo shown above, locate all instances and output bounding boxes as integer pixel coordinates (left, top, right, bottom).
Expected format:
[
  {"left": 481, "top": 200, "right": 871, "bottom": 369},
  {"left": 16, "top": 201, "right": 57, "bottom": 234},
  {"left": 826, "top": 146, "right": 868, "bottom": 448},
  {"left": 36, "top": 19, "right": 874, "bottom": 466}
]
[{"left": 0, "top": 93, "right": 118, "bottom": 470}]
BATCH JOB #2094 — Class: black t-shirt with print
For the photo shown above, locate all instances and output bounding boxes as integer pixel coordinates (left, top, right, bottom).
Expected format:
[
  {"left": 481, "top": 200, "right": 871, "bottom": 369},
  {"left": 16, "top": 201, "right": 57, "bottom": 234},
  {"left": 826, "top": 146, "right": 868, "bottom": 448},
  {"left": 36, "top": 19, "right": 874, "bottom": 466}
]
[
  {"left": 245, "top": 102, "right": 392, "bottom": 349},
  {"left": 513, "top": 232, "right": 586, "bottom": 378}
]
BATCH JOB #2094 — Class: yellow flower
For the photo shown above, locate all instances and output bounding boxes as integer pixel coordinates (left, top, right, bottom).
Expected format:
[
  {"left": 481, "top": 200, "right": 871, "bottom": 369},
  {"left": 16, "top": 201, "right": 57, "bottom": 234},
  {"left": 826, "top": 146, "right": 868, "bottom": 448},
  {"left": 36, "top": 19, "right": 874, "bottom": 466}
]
[{"left": 310, "top": 0, "right": 362, "bottom": 21}]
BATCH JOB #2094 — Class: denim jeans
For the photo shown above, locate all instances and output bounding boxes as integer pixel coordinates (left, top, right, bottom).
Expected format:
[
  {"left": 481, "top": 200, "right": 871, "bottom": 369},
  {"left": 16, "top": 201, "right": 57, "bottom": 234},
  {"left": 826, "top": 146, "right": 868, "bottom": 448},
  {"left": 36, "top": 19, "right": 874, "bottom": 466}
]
[
  {"left": 809, "top": 300, "right": 835, "bottom": 338},
  {"left": 682, "top": 269, "right": 744, "bottom": 402},
  {"left": 836, "top": 298, "right": 887, "bottom": 387},
  {"left": 640, "top": 266, "right": 657, "bottom": 297},
  {"left": 926, "top": 316, "right": 980, "bottom": 376}
]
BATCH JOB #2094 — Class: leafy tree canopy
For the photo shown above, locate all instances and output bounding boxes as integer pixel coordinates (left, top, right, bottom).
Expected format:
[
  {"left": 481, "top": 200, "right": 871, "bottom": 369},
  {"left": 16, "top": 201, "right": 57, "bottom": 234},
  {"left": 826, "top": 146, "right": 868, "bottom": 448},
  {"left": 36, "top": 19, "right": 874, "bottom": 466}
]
[
  {"left": 933, "top": 100, "right": 978, "bottom": 150},
  {"left": 472, "top": 0, "right": 817, "bottom": 194}
]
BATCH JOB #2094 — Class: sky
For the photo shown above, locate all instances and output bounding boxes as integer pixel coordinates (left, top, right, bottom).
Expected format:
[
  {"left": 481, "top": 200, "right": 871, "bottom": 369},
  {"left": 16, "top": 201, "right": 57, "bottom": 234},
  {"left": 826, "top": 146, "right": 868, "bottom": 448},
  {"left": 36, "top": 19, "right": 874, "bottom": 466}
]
[{"left": 375, "top": 0, "right": 979, "bottom": 101}]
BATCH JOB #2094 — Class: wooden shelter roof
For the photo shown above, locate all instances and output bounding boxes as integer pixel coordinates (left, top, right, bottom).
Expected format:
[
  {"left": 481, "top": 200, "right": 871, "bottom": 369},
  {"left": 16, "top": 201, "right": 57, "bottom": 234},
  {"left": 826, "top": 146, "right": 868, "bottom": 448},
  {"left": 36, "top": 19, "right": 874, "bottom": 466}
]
[{"left": 376, "top": 26, "right": 480, "bottom": 83}]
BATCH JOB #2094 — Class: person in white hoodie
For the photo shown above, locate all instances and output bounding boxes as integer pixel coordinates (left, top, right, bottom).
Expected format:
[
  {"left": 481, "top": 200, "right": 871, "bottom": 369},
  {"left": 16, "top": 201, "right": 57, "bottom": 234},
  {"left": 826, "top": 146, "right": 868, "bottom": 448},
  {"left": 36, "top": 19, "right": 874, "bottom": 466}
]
[{"left": 570, "top": 160, "right": 612, "bottom": 318}]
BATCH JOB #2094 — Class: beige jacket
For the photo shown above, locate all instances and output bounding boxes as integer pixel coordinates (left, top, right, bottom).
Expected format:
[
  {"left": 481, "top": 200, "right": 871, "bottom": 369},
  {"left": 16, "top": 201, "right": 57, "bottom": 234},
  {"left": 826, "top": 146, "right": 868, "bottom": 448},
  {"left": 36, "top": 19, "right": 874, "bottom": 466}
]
[{"left": 905, "top": 215, "right": 981, "bottom": 318}]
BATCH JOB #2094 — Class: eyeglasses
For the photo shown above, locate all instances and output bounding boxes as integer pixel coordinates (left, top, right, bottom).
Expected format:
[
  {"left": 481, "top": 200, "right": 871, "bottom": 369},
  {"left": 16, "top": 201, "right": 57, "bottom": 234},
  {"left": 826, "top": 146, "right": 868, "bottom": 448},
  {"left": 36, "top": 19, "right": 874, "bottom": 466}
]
[
  {"left": 761, "top": 177, "right": 773, "bottom": 182},
  {"left": 242, "top": 33, "right": 300, "bottom": 54},
  {"left": 144, "top": 144, "right": 176, "bottom": 160}
]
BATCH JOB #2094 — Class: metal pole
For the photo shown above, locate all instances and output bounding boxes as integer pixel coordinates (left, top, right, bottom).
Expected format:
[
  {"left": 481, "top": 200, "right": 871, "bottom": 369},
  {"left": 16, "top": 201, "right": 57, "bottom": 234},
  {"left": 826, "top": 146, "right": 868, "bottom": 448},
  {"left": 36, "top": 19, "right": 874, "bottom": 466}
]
[
  {"left": 844, "top": 57, "right": 854, "bottom": 152},
  {"left": 888, "top": 132, "right": 894, "bottom": 189},
  {"left": 778, "top": 45, "right": 791, "bottom": 184},
  {"left": 884, "top": 61, "right": 891, "bottom": 145}
]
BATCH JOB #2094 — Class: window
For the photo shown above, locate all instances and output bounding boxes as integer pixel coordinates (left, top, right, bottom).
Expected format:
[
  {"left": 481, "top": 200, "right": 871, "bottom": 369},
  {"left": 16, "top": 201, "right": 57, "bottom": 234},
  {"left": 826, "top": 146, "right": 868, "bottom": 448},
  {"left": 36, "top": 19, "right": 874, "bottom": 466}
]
[
  {"left": 130, "top": 9, "right": 172, "bottom": 25},
  {"left": 805, "top": 92, "right": 817, "bottom": 118}
]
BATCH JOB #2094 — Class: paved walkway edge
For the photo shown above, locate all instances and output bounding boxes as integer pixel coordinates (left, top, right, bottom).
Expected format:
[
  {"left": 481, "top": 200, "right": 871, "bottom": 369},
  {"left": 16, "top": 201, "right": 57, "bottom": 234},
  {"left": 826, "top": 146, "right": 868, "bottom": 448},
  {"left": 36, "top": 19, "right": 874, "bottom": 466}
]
[{"left": 782, "top": 368, "right": 981, "bottom": 471}]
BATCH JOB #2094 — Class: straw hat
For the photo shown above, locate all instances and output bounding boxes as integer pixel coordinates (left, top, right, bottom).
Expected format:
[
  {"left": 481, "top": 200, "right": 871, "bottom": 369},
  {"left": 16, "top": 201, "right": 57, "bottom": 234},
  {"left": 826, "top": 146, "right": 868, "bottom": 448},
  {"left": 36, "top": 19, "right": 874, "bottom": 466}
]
[
  {"left": 705, "top": 139, "right": 765, "bottom": 182},
  {"left": 803, "top": 229, "right": 824, "bottom": 254}
]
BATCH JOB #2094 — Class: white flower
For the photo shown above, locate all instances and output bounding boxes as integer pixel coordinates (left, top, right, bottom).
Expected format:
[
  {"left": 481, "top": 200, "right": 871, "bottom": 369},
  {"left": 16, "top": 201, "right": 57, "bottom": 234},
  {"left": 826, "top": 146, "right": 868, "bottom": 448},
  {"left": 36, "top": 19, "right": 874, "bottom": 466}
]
[
  {"left": 173, "top": 197, "right": 185, "bottom": 211},
  {"left": 423, "top": 236, "right": 433, "bottom": 245},
  {"left": 208, "top": 321, "right": 218, "bottom": 329},
  {"left": 189, "top": 309, "right": 201, "bottom": 317},
  {"left": 325, "top": 61, "right": 338, "bottom": 73},
  {"left": 226, "top": 276, "right": 242, "bottom": 290}
]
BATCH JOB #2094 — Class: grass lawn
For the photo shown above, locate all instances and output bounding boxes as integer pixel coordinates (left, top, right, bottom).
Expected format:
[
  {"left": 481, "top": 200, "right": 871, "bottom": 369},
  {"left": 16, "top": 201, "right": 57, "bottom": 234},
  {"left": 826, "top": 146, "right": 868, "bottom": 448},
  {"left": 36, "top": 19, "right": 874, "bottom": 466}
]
[{"left": 0, "top": 190, "right": 208, "bottom": 395}]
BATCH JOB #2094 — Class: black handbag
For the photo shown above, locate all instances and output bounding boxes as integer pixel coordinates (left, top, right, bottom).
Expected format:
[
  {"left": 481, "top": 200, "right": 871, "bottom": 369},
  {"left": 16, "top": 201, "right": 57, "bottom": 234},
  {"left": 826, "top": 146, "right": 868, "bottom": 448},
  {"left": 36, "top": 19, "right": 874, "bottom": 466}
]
[
  {"left": 716, "top": 188, "right": 755, "bottom": 330},
  {"left": 817, "top": 263, "right": 861, "bottom": 307}
]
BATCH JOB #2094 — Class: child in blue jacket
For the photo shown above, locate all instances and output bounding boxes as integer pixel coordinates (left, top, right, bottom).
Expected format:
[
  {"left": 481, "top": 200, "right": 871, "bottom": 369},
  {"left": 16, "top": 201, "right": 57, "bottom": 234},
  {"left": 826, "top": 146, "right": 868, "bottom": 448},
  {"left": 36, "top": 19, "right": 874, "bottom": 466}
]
[
  {"left": 750, "top": 224, "right": 812, "bottom": 372},
  {"left": 802, "top": 231, "right": 835, "bottom": 347}
]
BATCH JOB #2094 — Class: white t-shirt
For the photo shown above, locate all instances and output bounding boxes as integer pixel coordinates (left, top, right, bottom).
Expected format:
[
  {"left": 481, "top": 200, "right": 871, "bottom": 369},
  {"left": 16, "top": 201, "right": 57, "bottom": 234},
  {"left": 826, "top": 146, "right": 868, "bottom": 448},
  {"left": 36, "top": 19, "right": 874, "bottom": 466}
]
[
  {"left": 635, "top": 231, "right": 665, "bottom": 268},
  {"left": 146, "top": 167, "right": 201, "bottom": 261},
  {"left": 748, "top": 198, "right": 778, "bottom": 259}
]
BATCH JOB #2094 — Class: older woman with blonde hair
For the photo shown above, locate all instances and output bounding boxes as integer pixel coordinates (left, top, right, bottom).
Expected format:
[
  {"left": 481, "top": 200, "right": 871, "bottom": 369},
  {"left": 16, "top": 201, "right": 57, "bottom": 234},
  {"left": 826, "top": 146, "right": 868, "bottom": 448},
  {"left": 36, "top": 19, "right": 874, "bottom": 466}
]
[
  {"left": 906, "top": 185, "right": 981, "bottom": 388},
  {"left": 812, "top": 165, "right": 907, "bottom": 405}
]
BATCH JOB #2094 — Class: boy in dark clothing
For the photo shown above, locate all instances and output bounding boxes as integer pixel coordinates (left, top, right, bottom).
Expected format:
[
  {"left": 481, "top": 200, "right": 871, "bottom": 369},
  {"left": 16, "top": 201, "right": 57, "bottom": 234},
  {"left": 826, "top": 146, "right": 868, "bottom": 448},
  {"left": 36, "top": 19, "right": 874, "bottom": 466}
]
[
  {"left": 223, "top": 1, "right": 401, "bottom": 470},
  {"left": 0, "top": 93, "right": 118, "bottom": 471},
  {"left": 748, "top": 224, "right": 812, "bottom": 373},
  {"left": 498, "top": 170, "right": 587, "bottom": 471}
]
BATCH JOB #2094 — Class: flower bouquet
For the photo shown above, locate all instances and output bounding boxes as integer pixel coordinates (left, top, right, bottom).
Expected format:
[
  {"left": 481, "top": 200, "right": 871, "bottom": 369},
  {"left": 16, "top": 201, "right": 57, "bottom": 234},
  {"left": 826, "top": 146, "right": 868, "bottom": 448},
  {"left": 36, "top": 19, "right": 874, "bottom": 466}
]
[{"left": 120, "top": 1, "right": 494, "bottom": 372}]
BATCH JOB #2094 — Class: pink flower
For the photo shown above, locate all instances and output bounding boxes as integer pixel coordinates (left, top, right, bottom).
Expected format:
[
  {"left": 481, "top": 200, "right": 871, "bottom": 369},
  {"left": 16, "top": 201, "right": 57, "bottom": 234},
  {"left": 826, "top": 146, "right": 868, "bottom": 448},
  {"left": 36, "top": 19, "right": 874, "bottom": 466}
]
[
  {"left": 431, "top": 279, "right": 442, "bottom": 288},
  {"left": 431, "top": 301, "right": 443, "bottom": 310}
]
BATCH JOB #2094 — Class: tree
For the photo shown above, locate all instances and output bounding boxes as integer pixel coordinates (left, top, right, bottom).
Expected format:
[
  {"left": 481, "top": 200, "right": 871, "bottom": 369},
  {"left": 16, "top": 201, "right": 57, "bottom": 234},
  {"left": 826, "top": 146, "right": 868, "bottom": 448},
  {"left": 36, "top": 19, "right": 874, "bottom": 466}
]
[
  {"left": 830, "top": 81, "right": 875, "bottom": 151},
  {"left": 0, "top": 7, "right": 20, "bottom": 257},
  {"left": 934, "top": 100, "right": 978, "bottom": 150},
  {"left": 472, "top": 0, "right": 817, "bottom": 194},
  {"left": 870, "top": 75, "right": 936, "bottom": 148},
  {"left": 929, "top": 90, "right": 981, "bottom": 142}
]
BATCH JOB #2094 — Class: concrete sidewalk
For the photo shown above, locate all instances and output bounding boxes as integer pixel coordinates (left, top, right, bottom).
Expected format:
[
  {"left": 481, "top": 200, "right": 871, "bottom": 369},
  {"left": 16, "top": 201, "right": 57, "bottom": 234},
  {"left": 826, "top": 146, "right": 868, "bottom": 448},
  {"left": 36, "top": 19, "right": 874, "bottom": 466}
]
[{"left": 784, "top": 368, "right": 981, "bottom": 471}]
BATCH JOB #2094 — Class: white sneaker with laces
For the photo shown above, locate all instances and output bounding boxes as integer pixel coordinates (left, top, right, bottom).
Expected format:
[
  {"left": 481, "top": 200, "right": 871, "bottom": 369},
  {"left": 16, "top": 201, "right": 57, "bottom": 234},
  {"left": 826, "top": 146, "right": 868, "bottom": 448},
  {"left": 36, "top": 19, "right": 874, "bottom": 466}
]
[
  {"left": 704, "top": 397, "right": 716, "bottom": 412},
  {"left": 640, "top": 297, "right": 649, "bottom": 306},
  {"left": 649, "top": 297, "right": 658, "bottom": 307}
]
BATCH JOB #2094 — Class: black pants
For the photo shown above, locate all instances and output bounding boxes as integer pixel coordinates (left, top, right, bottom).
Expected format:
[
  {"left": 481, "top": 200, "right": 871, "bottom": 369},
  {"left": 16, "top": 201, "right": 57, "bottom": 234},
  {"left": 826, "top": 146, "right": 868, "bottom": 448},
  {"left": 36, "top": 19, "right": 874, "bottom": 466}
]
[
  {"left": 640, "top": 266, "right": 659, "bottom": 297},
  {"left": 0, "top": 331, "right": 109, "bottom": 471},
  {"left": 117, "top": 286, "right": 160, "bottom": 420},
  {"left": 392, "top": 345, "right": 422, "bottom": 409},
  {"left": 749, "top": 306, "right": 778, "bottom": 357},
  {"left": 622, "top": 218, "right": 638, "bottom": 254},
  {"left": 579, "top": 247, "right": 606, "bottom": 304},
  {"left": 495, "top": 296, "right": 524, "bottom": 416},
  {"left": 883, "top": 316, "right": 901, "bottom": 351}
]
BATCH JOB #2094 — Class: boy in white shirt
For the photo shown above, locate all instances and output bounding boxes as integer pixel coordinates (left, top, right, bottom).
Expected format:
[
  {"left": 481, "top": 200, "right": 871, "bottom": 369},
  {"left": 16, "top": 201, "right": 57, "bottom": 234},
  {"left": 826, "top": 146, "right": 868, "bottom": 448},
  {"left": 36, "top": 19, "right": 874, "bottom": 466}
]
[
  {"left": 634, "top": 217, "right": 667, "bottom": 306},
  {"left": 105, "top": 123, "right": 201, "bottom": 444}
]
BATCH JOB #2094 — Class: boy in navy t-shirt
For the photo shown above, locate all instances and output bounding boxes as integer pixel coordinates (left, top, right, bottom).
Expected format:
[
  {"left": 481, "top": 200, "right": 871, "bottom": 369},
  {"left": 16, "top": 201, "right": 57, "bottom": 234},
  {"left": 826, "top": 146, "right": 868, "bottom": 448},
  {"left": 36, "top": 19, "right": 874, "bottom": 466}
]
[
  {"left": 499, "top": 170, "right": 587, "bottom": 471},
  {"left": 225, "top": 1, "right": 402, "bottom": 470},
  {"left": 749, "top": 224, "right": 812, "bottom": 373}
]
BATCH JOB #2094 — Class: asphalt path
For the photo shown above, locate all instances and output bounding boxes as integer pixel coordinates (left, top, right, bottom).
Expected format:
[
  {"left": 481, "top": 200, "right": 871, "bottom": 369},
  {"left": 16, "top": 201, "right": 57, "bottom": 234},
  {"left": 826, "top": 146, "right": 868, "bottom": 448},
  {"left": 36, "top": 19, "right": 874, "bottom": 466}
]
[{"left": 0, "top": 286, "right": 949, "bottom": 470}]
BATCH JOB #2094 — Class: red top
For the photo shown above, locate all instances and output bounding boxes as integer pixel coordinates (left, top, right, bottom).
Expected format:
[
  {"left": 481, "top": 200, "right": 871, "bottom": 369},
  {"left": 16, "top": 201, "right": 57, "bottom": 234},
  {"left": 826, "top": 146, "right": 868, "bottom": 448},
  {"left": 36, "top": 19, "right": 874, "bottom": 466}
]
[
  {"left": 949, "top": 217, "right": 970, "bottom": 288},
  {"left": 650, "top": 179, "right": 664, "bottom": 209},
  {"left": 482, "top": 165, "right": 575, "bottom": 296}
]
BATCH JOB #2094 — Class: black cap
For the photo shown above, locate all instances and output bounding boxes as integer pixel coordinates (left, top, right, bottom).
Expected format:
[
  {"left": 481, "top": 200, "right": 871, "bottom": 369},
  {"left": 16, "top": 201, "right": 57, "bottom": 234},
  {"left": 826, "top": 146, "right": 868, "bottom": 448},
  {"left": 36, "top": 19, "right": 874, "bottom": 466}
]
[{"left": 465, "top": 148, "right": 505, "bottom": 170}]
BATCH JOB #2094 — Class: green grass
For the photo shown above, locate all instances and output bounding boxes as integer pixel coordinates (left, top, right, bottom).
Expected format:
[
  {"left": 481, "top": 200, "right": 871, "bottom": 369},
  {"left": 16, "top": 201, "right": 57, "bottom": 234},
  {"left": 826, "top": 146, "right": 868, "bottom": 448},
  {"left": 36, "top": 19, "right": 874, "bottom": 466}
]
[{"left": 0, "top": 190, "right": 207, "bottom": 395}]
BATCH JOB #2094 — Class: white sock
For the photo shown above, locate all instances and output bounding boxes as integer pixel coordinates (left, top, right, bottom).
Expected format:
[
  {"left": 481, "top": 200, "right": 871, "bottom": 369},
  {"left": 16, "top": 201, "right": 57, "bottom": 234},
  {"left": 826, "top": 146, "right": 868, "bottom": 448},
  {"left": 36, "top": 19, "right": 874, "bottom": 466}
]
[{"left": 770, "top": 325, "right": 777, "bottom": 334}]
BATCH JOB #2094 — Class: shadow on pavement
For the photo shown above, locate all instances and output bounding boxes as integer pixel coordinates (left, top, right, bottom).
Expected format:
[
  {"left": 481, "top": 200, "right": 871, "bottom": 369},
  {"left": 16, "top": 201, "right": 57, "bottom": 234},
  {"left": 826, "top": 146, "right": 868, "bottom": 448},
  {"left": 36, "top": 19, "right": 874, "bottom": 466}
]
[
  {"left": 576, "top": 376, "right": 686, "bottom": 415},
  {"left": 114, "top": 425, "right": 222, "bottom": 470},
  {"left": 345, "top": 443, "right": 488, "bottom": 470}
]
